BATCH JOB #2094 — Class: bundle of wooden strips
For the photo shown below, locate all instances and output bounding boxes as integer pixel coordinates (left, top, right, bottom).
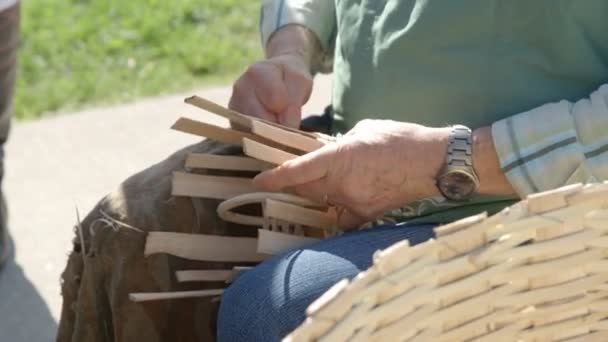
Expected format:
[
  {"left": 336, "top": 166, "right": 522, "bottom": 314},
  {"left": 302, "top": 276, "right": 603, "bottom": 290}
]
[
  {"left": 285, "top": 182, "right": 608, "bottom": 341},
  {"left": 130, "top": 96, "right": 341, "bottom": 302}
]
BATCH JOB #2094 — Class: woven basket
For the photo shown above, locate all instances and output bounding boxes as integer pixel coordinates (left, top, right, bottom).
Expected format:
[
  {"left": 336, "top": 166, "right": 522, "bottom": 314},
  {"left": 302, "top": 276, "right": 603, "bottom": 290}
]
[{"left": 286, "top": 182, "right": 608, "bottom": 341}]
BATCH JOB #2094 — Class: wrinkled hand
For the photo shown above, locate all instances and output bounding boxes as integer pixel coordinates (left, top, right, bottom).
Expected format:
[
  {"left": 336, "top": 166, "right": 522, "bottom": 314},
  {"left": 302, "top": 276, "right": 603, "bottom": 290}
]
[
  {"left": 229, "top": 54, "right": 313, "bottom": 128},
  {"left": 253, "top": 120, "right": 451, "bottom": 230}
]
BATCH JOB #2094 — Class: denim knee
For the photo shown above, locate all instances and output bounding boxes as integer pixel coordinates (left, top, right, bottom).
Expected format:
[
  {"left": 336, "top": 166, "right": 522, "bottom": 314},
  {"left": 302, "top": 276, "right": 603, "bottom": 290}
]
[
  {"left": 217, "top": 248, "right": 362, "bottom": 341},
  {"left": 216, "top": 223, "right": 436, "bottom": 341}
]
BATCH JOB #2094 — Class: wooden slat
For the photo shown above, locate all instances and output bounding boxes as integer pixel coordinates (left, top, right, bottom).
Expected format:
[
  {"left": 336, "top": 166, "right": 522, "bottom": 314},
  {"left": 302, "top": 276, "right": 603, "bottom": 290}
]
[
  {"left": 251, "top": 120, "right": 325, "bottom": 153},
  {"left": 172, "top": 171, "right": 255, "bottom": 200},
  {"left": 185, "top": 95, "right": 253, "bottom": 129},
  {"left": 265, "top": 199, "right": 335, "bottom": 230},
  {"left": 129, "top": 289, "right": 224, "bottom": 302},
  {"left": 257, "top": 229, "right": 320, "bottom": 255},
  {"left": 243, "top": 138, "right": 298, "bottom": 165},
  {"left": 176, "top": 269, "right": 233, "bottom": 282},
  {"left": 185, "top": 153, "right": 273, "bottom": 171},
  {"left": 145, "top": 232, "right": 268, "bottom": 262},
  {"left": 171, "top": 117, "right": 253, "bottom": 145},
  {"left": 185, "top": 95, "right": 327, "bottom": 140},
  {"left": 176, "top": 267, "right": 252, "bottom": 283}
]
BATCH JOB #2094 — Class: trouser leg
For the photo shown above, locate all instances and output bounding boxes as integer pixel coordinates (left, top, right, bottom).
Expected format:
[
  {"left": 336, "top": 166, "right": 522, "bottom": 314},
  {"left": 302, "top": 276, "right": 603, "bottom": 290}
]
[{"left": 217, "top": 223, "right": 436, "bottom": 341}]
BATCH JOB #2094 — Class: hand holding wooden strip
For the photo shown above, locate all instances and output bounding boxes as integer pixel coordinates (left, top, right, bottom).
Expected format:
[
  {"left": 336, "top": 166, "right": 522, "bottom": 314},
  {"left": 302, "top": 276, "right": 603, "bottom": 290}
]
[
  {"left": 264, "top": 199, "right": 336, "bottom": 230},
  {"left": 251, "top": 120, "right": 325, "bottom": 153},
  {"left": 185, "top": 95, "right": 328, "bottom": 140},
  {"left": 145, "top": 231, "right": 268, "bottom": 262},
  {"left": 172, "top": 171, "right": 256, "bottom": 200},
  {"left": 186, "top": 153, "right": 274, "bottom": 171},
  {"left": 243, "top": 138, "right": 299, "bottom": 165},
  {"left": 130, "top": 289, "right": 224, "bottom": 302}
]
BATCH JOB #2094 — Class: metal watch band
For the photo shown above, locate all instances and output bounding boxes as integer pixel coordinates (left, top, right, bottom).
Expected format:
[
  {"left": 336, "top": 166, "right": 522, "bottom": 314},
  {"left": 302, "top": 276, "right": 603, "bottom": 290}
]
[{"left": 447, "top": 125, "right": 474, "bottom": 168}]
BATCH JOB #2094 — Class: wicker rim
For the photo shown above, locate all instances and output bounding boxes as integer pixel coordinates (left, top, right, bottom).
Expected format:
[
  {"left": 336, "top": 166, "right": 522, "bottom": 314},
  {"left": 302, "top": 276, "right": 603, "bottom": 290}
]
[{"left": 285, "top": 182, "right": 608, "bottom": 341}]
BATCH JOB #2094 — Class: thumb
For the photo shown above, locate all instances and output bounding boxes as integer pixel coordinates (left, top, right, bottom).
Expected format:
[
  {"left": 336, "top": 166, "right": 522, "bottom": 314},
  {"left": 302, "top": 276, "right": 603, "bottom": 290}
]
[
  {"left": 277, "top": 65, "right": 312, "bottom": 128},
  {"left": 278, "top": 104, "right": 302, "bottom": 128}
]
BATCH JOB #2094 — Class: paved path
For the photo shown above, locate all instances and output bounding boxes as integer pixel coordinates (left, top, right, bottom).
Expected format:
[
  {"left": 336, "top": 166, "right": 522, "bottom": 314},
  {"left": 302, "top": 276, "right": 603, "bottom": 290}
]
[{"left": 0, "top": 75, "right": 332, "bottom": 341}]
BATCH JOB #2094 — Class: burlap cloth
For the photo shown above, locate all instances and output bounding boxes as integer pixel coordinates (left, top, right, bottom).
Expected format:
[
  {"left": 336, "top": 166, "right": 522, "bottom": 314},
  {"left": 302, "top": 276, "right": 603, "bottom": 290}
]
[{"left": 57, "top": 140, "right": 261, "bottom": 342}]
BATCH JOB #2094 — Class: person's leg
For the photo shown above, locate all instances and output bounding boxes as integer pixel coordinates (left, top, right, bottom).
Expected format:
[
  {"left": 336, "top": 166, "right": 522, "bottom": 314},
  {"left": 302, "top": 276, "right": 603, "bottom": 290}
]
[
  {"left": 0, "top": 1, "right": 19, "bottom": 268},
  {"left": 217, "top": 223, "right": 436, "bottom": 341}
]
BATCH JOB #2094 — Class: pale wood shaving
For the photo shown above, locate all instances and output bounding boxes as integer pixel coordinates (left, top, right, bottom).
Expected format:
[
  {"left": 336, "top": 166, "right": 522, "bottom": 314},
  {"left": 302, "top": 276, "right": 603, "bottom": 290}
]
[
  {"left": 243, "top": 138, "right": 298, "bottom": 165},
  {"left": 145, "top": 232, "right": 268, "bottom": 262},
  {"left": 171, "top": 171, "right": 255, "bottom": 200},
  {"left": 185, "top": 153, "right": 273, "bottom": 171},
  {"left": 129, "top": 289, "right": 224, "bottom": 302}
]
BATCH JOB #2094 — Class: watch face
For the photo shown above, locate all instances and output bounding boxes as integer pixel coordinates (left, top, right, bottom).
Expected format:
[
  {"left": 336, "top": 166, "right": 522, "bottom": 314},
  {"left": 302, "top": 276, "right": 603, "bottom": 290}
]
[{"left": 438, "top": 170, "right": 477, "bottom": 200}]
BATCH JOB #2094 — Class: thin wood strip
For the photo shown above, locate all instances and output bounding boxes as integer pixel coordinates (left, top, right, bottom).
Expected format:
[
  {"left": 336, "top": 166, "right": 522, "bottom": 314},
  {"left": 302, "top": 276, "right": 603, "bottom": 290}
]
[
  {"left": 185, "top": 95, "right": 253, "bottom": 129},
  {"left": 176, "top": 270, "right": 233, "bottom": 282},
  {"left": 129, "top": 289, "right": 224, "bottom": 302},
  {"left": 217, "top": 192, "right": 324, "bottom": 226},
  {"left": 186, "top": 153, "right": 273, "bottom": 171},
  {"left": 265, "top": 199, "right": 335, "bottom": 230},
  {"left": 252, "top": 120, "right": 325, "bottom": 153},
  {"left": 184, "top": 95, "right": 325, "bottom": 141},
  {"left": 257, "top": 229, "right": 320, "bottom": 255},
  {"left": 174, "top": 268, "right": 251, "bottom": 284},
  {"left": 171, "top": 117, "right": 252, "bottom": 145},
  {"left": 172, "top": 171, "right": 255, "bottom": 200},
  {"left": 145, "top": 232, "right": 268, "bottom": 262},
  {"left": 171, "top": 117, "right": 285, "bottom": 150},
  {"left": 242, "top": 138, "right": 299, "bottom": 165}
]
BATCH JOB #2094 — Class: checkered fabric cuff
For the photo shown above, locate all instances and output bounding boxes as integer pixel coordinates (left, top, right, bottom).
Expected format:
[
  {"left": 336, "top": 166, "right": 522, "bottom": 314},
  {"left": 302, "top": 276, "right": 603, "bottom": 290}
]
[{"left": 492, "top": 84, "right": 608, "bottom": 197}]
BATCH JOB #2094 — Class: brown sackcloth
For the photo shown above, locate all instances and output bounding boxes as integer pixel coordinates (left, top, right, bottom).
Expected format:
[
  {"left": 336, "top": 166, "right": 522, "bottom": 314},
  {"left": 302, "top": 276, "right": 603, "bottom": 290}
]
[{"left": 57, "top": 140, "right": 261, "bottom": 342}]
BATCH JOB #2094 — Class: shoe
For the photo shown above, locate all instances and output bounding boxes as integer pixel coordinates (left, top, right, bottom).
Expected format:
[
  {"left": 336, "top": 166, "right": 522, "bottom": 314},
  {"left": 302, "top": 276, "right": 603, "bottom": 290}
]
[{"left": 286, "top": 182, "right": 608, "bottom": 341}]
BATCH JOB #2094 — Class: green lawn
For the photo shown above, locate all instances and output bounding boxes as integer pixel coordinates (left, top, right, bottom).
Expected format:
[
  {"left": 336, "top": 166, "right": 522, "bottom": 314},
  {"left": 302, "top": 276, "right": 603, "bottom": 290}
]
[{"left": 16, "top": 0, "right": 261, "bottom": 119}]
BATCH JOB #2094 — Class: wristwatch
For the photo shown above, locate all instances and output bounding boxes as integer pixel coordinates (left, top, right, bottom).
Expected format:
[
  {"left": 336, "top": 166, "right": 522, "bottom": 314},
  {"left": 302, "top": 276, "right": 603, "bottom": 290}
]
[{"left": 436, "top": 125, "right": 480, "bottom": 200}]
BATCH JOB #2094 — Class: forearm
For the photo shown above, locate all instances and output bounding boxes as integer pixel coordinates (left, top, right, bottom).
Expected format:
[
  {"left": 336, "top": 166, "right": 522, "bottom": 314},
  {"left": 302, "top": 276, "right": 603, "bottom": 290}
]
[
  {"left": 265, "top": 24, "right": 324, "bottom": 73},
  {"left": 490, "top": 84, "right": 608, "bottom": 197},
  {"left": 473, "top": 127, "right": 516, "bottom": 196}
]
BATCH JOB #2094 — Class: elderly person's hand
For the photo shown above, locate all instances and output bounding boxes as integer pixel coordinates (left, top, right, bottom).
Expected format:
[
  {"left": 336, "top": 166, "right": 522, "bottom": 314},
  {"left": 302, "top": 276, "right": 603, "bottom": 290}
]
[
  {"left": 253, "top": 120, "right": 452, "bottom": 229},
  {"left": 229, "top": 54, "right": 312, "bottom": 128},
  {"left": 229, "top": 24, "right": 322, "bottom": 128}
]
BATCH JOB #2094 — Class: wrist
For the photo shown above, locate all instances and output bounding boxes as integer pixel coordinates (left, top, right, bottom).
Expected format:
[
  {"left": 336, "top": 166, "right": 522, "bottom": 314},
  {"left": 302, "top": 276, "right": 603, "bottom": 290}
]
[
  {"left": 266, "top": 24, "right": 323, "bottom": 74},
  {"left": 472, "top": 126, "right": 515, "bottom": 196},
  {"left": 416, "top": 126, "right": 451, "bottom": 198}
]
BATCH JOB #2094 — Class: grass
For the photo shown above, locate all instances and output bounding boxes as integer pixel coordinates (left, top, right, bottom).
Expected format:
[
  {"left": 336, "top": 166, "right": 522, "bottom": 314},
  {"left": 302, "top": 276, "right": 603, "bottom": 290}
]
[{"left": 16, "top": 0, "right": 261, "bottom": 119}]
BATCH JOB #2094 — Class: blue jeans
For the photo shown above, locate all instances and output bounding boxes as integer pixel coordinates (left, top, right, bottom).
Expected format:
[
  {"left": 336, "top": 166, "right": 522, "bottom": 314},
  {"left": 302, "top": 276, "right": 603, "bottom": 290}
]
[{"left": 216, "top": 223, "right": 436, "bottom": 341}]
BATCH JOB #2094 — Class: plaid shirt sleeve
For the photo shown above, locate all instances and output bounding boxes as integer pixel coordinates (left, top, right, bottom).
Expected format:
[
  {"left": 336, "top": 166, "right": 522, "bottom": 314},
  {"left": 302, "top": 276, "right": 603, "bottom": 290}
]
[
  {"left": 260, "top": 0, "right": 336, "bottom": 72},
  {"left": 492, "top": 84, "right": 608, "bottom": 197}
]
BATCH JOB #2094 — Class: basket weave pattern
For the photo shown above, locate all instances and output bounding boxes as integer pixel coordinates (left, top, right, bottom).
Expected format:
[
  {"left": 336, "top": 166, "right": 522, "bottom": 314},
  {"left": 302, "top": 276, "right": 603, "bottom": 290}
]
[{"left": 286, "top": 183, "right": 608, "bottom": 341}]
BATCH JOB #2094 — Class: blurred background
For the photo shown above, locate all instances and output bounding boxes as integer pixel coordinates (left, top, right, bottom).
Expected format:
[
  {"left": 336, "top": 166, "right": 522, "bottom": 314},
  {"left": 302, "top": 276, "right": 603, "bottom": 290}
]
[
  {"left": 17, "top": 0, "right": 260, "bottom": 119},
  {"left": 1, "top": 1, "right": 332, "bottom": 341}
]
